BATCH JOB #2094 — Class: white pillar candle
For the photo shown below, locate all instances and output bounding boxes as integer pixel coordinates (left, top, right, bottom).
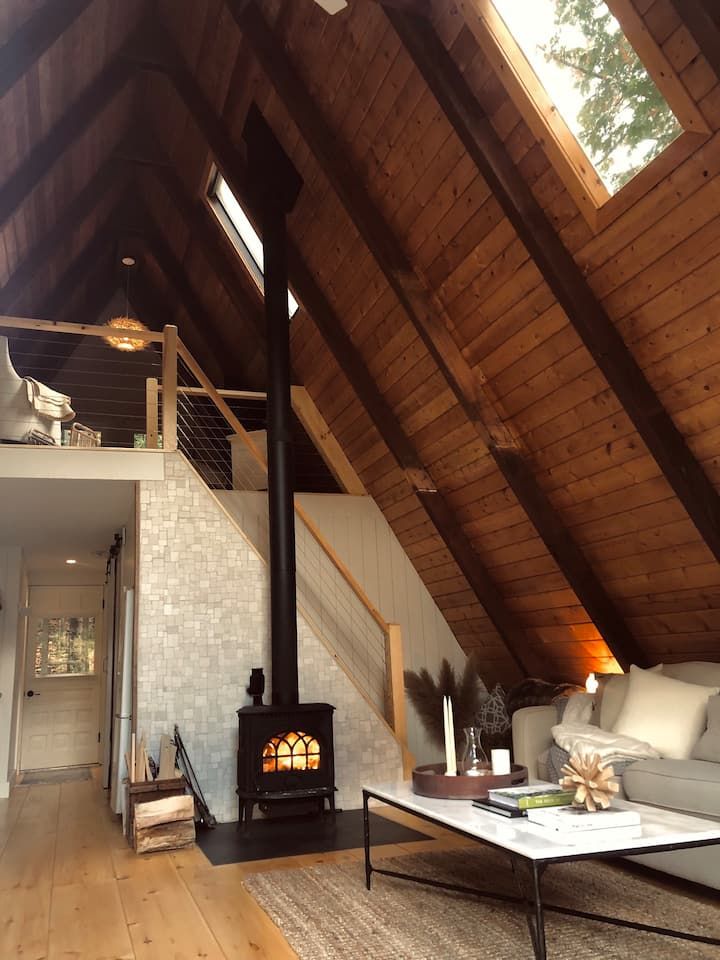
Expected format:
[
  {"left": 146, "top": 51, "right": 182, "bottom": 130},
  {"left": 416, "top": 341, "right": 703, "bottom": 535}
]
[
  {"left": 491, "top": 748, "right": 511, "bottom": 776},
  {"left": 446, "top": 696, "right": 457, "bottom": 776}
]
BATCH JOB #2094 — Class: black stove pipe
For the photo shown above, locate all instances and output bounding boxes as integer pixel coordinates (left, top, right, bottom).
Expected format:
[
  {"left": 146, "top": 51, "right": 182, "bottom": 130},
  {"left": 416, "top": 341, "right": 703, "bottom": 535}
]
[{"left": 244, "top": 105, "right": 303, "bottom": 707}]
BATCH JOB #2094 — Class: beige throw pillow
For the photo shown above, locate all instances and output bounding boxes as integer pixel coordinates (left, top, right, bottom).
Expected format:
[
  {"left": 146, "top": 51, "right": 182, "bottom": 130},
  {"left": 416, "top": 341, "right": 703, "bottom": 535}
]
[{"left": 611, "top": 665, "right": 719, "bottom": 759}]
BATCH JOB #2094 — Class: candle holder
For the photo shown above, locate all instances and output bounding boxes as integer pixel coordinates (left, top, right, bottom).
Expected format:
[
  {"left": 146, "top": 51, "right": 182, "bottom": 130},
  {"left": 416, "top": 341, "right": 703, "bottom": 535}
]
[{"left": 411, "top": 762, "right": 528, "bottom": 800}]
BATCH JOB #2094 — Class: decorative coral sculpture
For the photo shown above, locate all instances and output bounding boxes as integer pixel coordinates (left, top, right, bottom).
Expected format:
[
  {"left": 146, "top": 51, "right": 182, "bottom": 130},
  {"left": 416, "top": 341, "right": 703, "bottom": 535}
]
[{"left": 559, "top": 751, "right": 619, "bottom": 812}]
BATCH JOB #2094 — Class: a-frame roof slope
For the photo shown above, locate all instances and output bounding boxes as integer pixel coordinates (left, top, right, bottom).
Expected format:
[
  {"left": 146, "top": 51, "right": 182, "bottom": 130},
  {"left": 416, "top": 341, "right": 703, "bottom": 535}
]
[{"left": 3, "top": 0, "right": 720, "bottom": 686}]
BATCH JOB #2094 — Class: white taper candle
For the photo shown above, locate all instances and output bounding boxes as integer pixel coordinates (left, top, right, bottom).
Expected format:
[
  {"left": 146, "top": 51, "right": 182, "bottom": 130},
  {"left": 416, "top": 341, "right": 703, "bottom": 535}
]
[{"left": 447, "top": 696, "right": 457, "bottom": 776}]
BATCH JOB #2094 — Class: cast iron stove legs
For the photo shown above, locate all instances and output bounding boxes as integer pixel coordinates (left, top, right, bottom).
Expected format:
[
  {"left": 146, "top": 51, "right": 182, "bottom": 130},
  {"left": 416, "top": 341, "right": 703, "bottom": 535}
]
[{"left": 511, "top": 856, "right": 547, "bottom": 960}]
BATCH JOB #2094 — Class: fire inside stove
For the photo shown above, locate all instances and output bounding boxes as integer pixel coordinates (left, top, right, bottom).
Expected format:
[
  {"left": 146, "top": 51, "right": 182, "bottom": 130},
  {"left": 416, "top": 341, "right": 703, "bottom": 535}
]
[{"left": 262, "top": 730, "right": 321, "bottom": 773}]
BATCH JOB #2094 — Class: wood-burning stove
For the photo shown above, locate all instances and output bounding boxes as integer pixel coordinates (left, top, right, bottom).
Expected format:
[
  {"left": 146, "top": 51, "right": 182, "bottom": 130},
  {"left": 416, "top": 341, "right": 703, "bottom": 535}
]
[{"left": 236, "top": 703, "right": 335, "bottom": 828}]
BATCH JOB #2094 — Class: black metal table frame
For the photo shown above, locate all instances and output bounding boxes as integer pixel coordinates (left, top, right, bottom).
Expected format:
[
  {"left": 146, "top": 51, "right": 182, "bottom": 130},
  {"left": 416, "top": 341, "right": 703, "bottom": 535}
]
[{"left": 363, "top": 788, "right": 720, "bottom": 960}]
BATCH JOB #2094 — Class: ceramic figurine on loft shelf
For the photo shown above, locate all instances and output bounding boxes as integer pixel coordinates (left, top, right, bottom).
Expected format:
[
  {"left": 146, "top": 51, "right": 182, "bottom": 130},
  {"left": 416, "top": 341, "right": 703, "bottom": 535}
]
[{"left": 460, "top": 726, "right": 490, "bottom": 776}]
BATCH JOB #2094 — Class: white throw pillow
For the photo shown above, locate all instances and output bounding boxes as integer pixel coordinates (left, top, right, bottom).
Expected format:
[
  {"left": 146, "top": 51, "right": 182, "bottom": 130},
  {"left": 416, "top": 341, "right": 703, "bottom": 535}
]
[{"left": 611, "top": 665, "right": 719, "bottom": 759}]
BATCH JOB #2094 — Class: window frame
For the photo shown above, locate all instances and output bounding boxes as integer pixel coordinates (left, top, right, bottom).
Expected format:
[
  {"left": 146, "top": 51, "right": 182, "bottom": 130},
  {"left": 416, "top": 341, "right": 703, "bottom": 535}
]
[
  {"left": 459, "top": 0, "right": 711, "bottom": 231},
  {"left": 206, "top": 167, "right": 300, "bottom": 318}
]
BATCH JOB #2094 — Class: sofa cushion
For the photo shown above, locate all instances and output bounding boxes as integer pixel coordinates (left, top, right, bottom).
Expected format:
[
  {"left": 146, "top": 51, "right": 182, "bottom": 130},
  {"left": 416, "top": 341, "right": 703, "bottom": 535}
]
[
  {"left": 611, "top": 665, "right": 718, "bottom": 759},
  {"left": 694, "top": 694, "right": 720, "bottom": 763},
  {"left": 598, "top": 664, "right": 663, "bottom": 731},
  {"left": 623, "top": 758, "right": 720, "bottom": 820},
  {"left": 663, "top": 661, "right": 720, "bottom": 688}
]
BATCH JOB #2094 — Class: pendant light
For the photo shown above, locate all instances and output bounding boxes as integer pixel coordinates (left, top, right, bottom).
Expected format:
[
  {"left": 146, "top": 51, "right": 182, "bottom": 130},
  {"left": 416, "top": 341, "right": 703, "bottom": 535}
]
[{"left": 105, "top": 257, "right": 149, "bottom": 352}]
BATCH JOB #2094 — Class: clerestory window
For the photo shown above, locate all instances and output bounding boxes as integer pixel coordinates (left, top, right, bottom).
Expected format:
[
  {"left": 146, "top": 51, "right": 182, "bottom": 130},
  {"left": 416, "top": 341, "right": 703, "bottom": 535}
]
[
  {"left": 465, "top": 0, "right": 710, "bottom": 227},
  {"left": 208, "top": 169, "right": 299, "bottom": 318}
]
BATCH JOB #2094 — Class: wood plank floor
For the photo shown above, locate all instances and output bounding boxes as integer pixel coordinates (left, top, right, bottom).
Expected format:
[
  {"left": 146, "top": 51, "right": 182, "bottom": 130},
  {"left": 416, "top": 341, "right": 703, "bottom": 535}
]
[{"left": 0, "top": 771, "right": 470, "bottom": 959}]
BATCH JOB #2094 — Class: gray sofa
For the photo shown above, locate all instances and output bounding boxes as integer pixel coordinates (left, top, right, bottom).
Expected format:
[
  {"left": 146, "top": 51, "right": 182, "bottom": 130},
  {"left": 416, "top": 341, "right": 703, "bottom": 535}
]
[{"left": 512, "top": 661, "right": 720, "bottom": 890}]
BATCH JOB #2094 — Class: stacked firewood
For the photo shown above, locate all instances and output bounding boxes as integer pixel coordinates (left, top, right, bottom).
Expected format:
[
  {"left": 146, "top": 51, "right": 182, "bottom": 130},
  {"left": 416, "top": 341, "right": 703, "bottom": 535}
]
[{"left": 133, "top": 794, "right": 195, "bottom": 854}]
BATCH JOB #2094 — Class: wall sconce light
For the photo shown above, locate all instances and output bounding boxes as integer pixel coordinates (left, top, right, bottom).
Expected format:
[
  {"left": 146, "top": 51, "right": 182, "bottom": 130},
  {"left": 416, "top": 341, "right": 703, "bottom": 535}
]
[{"left": 585, "top": 672, "right": 599, "bottom": 695}]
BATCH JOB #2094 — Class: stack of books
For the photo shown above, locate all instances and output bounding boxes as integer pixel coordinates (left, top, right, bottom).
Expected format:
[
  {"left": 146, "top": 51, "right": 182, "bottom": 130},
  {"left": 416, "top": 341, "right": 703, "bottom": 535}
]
[
  {"left": 472, "top": 783, "right": 576, "bottom": 818},
  {"left": 525, "top": 805, "right": 643, "bottom": 845}
]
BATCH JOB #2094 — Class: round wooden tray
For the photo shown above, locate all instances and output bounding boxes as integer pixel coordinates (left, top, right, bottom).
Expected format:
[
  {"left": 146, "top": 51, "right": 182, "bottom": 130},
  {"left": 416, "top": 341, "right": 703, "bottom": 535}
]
[{"left": 411, "top": 762, "right": 528, "bottom": 800}]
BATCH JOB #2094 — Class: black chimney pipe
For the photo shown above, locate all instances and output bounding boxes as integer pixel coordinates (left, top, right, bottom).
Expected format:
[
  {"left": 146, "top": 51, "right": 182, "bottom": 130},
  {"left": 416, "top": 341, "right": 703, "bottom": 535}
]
[{"left": 243, "top": 105, "right": 303, "bottom": 707}]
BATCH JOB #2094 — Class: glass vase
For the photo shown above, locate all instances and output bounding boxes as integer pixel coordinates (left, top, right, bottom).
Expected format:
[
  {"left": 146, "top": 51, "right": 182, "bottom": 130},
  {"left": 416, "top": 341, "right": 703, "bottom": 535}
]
[{"left": 460, "top": 726, "right": 489, "bottom": 776}]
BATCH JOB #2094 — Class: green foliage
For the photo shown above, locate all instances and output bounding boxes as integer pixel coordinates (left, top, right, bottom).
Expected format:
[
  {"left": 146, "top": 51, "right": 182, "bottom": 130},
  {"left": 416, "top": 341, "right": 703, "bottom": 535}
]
[
  {"left": 403, "top": 655, "right": 485, "bottom": 748},
  {"left": 544, "top": 0, "right": 681, "bottom": 189}
]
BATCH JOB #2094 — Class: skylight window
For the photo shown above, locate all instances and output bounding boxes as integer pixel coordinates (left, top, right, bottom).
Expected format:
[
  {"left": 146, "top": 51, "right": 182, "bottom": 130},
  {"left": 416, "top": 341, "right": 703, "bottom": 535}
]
[
  {"left": 491, "top": 0, "right": 682, "bottom": 193},
  {"left": 209, "top": 171, "right": 299, "bottom": 318}
]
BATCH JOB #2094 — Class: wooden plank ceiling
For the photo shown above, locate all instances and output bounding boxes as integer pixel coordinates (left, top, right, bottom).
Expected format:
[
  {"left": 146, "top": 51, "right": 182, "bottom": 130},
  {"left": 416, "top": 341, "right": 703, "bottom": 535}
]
[{"left": 3, "top": 0, "right": 720, "bottom": 685}]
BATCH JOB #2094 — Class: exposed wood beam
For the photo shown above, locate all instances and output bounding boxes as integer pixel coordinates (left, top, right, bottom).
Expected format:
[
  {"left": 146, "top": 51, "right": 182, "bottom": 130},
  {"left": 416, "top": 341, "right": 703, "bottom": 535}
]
[
  {"left": 0, "top": 0, "right": 94, "bottom": 100},
  {"left": 149, "top": 161, "right": 267, "bottom": 355},
  {"left": 0, "top": 160, "right": 125, "bottom": 312},
  {"left": 39, "top": 224, "right": 115, "bottom": 322},
  {"left": 365, "top": 0, "right": 431, "bottom": 12},
  {"left": 227, "top": 1, "right": 649, "bottom": 670},
  {"left": 290, "top": 386, "right": 367, "bottom": 496},
  {"left": 387, "top": 9, "right": 720, "bottom": 569},
  {"left": 116, "top": 125, "right": 269, "bottom": 380},
  {"left": 231, "top": 1, "right": 501, "bottom": 439},
  {"left": 0, "top": 57, "right": 130, "bottom": 230},
  {"left": 146, "top": 31, "right": 535, "bottom": 674},
  {"left": 668, "top": 0, "right": 720, "bottom": 83},
  {"left": 122, "top": 201, "right": 233, "bottom": 388},
  {"left": 16, "top": 224, "right": 116, "bottom": 383}
]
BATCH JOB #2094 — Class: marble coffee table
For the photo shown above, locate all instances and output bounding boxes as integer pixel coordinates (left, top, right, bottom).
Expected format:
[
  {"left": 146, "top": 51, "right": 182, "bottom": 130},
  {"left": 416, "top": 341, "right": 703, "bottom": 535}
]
[{"left": 362, "top": 781, "right": 720, "bottom": 959}]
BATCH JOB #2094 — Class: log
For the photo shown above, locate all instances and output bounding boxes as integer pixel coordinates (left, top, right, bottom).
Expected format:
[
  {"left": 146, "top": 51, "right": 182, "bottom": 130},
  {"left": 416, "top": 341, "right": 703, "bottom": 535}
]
[
  {"left": 158, "top": 734, "right": 177, "bottom": 780},
  {"left": 134, "top": 795, "right": 194, "bottom": 830},
  {"left": 135, "top": 820, "right": 195, "bottom": 854}
]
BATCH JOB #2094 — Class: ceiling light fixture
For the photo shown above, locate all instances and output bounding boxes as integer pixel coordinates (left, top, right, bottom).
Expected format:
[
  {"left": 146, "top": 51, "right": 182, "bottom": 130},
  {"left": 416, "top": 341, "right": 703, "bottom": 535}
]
[
  {"left": 105, "top": 256, "right": 149, "bottom": 352},
  {"left": 65, "top": 558, "right": 77, "bottom": 565}
]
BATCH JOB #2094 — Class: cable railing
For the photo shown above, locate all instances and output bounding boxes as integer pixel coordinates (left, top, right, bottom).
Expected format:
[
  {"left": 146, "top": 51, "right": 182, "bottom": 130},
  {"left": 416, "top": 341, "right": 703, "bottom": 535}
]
[
  {"left": 0, "top": 315, "right": 163, "bottom": 449},
  {"left": 0, "top": 314, "right": 412, "bottom": 771}
]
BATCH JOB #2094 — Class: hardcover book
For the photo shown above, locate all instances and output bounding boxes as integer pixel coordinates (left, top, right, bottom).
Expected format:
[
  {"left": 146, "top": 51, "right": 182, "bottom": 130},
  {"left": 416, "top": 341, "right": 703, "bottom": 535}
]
[
  {"left": 526, "top": 805, "right": 642, "bottom": 830},
  {"left": 472, "top": 799, "right": 527, "bottom": 819},
  {"left": 525, "top": 821, "right": 643, "bottom": 846},
  {"left": 488, "top": 784, "right": 576, "bottom": 810}
]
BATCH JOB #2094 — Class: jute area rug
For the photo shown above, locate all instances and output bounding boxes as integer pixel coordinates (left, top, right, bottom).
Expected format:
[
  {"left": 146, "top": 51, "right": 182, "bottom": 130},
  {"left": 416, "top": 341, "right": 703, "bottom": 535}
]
[{"left": 243, "top": 847, "right": 720, "bottom": 959}]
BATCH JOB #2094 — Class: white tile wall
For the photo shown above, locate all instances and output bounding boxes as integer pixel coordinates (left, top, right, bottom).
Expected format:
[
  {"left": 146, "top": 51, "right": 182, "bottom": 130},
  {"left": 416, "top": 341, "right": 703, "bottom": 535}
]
[{"left": 136, "top": 453, "right": 402, "bottom": 823}]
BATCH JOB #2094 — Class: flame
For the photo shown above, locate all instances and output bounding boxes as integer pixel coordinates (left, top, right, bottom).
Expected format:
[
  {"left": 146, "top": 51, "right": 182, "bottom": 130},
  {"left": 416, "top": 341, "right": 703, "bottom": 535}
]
[{"left": 262, "top": 730, "right": 320, "bottom": 773}]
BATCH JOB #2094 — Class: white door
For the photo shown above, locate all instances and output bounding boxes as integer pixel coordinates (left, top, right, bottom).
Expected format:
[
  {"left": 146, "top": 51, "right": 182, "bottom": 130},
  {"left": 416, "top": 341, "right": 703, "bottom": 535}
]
[{"left": 20, "top": 610, "right": 102, "bottom": 770}]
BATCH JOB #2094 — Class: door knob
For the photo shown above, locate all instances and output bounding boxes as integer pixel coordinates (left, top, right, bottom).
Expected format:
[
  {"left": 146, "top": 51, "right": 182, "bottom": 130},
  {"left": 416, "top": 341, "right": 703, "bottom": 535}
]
[{"left": 26, "top": 689, "right": 40, "bottom": 697}]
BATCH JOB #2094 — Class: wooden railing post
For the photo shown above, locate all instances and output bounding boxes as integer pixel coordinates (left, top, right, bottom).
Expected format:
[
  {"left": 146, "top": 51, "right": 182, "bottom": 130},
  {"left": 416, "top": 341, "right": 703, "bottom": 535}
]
[
  {"left": 162, "top": 325, "right": 178, "bottom": 451},
  {"left": 145, "top": 378, "right": 159, "bottom": 449},
  {"left": 386, "top": 624, "right": 414, "bottom": 778}
]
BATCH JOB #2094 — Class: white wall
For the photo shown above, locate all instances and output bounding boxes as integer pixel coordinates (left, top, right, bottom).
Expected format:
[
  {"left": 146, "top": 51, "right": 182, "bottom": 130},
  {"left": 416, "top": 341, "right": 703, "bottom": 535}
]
[
  {"left": 135, "top": 454, "right": 403, "bottom": 823},
  {"left": 222, "top": 492, "right": 468, "bottom": 765},
  {"left": 0, "top": 546, "right": 22, "bottom": 796}
]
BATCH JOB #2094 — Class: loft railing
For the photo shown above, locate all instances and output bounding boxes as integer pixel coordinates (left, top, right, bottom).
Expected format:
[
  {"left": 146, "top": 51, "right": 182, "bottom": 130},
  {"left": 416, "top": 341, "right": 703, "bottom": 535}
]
[{"left": 0, "top": 314, "right": 412, "bottom": 773}]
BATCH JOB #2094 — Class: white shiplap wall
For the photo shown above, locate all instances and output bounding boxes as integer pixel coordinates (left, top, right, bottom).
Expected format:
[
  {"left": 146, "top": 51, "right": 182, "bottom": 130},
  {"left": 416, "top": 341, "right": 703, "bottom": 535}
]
[{"left": 219, "top": 491, "right": 469, "bottom": 764}]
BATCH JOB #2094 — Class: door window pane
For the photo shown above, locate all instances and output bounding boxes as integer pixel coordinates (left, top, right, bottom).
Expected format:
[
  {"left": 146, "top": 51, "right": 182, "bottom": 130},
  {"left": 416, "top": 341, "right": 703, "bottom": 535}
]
[{"left": 34, "top": 616, "right": 97, "bottom": 677}]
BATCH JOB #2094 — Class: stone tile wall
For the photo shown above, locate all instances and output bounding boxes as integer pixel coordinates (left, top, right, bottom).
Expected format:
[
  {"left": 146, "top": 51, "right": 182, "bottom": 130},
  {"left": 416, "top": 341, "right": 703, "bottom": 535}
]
[{"left": 136, "top": 453, "right": 402, "bottom": 823}]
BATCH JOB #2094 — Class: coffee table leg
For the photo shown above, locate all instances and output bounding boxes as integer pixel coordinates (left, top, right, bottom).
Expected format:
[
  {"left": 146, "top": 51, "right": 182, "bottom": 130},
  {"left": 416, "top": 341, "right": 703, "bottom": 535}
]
[
  {"left": 363, "top": 790, "right": 373, "bottom": 890},
  {"left": 511, "top": 857, "right": 547, "bottom": 960}
]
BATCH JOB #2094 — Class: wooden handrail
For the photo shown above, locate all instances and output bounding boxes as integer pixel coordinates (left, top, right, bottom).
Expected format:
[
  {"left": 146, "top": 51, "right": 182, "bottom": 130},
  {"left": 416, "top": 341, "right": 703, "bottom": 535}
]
[
  {"left": 386, "top": 624, "right": 414, "bottom": 778},
  {"left": 145, "top": 378, "right": 159, "bottom": 450},
  {"left": 177, "top": 339, "right": 390, "bottom": 633},
  {"left": 0, "top": 314, "right": 163, "bottom": 343},
  {"left": 162, "top": 326, "right": 178, "bottom": 451}
]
